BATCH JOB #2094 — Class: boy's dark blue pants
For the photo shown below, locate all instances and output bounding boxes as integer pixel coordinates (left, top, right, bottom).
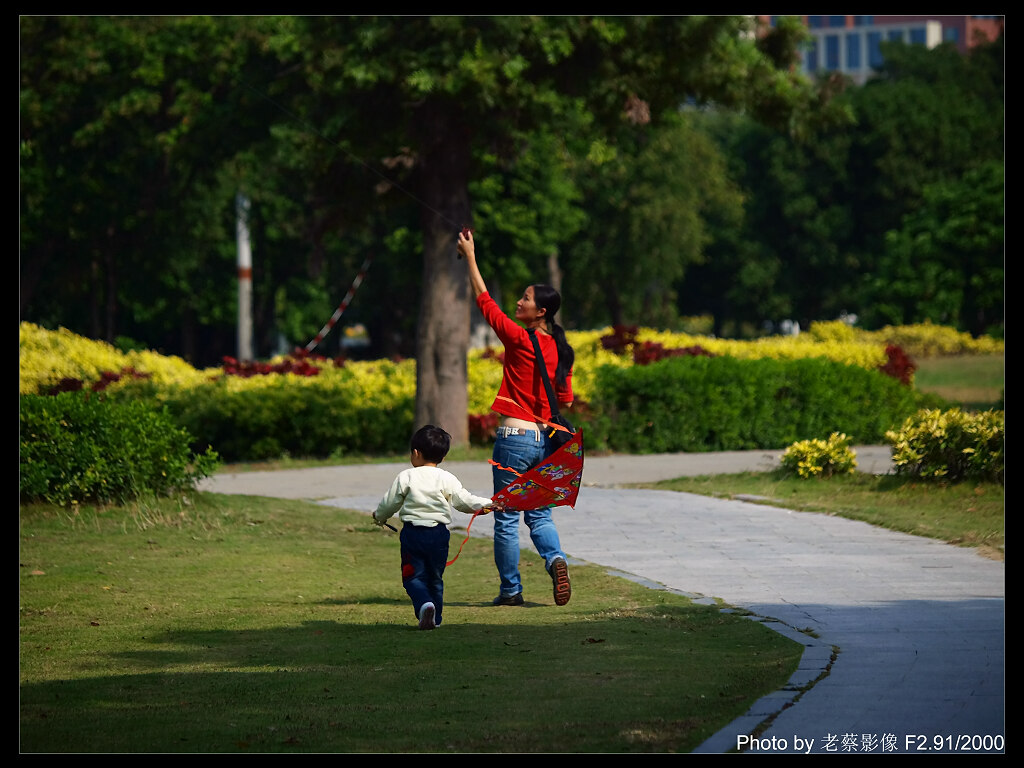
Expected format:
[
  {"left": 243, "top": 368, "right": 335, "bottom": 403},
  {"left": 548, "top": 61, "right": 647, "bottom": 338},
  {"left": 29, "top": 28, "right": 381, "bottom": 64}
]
[{"left": 400, "top": 523, "right": 450, "bottom": 626}]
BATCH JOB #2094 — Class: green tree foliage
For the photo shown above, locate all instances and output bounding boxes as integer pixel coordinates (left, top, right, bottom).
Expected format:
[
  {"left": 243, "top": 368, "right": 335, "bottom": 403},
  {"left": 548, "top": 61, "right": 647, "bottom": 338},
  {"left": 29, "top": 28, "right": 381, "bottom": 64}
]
[
  {"left": 843, "top": 35, "right": 1004, "bottom": 245},
  {"left": 562, "top": 110, "right": 745, "bottom": 329},
  {"left": 468, "top": 125, "right": 589, "bottom": 312},
  {"left": 682, "top": 32, "right": 1003, "bottom": 336},
  {"left": 866, "top": 161, "right": 1003, "bottom": 335},
  {"left": 686, "top": 110, "right": 857, "bottom": 336},
  {"left": 20, "top": 16, "right": 284, "bottom": 360}
]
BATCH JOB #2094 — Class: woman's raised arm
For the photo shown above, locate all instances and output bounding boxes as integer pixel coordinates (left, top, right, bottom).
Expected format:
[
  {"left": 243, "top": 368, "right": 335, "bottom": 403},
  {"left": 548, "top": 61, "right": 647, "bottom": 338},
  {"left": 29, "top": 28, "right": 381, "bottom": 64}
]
[{"left": 458, "top": 230, "right": 488, "bottom": 298}]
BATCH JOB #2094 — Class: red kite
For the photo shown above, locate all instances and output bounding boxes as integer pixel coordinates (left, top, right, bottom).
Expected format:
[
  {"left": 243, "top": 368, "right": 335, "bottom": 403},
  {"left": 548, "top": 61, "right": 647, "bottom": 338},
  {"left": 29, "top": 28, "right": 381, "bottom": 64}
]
[
  {"left": 490, "top": 429, "right": 584, "bottom": 511},
  {"left": 446, "top": 430, "right": 584, "bottom": 565}
]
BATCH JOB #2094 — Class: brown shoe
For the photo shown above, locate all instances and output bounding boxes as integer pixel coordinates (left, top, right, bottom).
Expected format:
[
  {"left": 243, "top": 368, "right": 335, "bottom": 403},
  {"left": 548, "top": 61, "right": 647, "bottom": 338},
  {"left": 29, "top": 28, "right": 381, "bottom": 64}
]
[
  {"left": 550, "top": 557, "right": 571, "bottom": 606},
  {"left": 492, "top": 593, "right": 524, "bottom": 606}
]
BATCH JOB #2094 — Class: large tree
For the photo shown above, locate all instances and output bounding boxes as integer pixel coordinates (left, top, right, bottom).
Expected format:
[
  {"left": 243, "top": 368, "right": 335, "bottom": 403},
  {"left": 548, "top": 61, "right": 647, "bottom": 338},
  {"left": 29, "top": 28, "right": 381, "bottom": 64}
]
[
  {"left": 21, "top": 16, "right": 834, "bottom": 444},
  {"left": 261, "top": 16, "right": 834, "bottom": 443}
]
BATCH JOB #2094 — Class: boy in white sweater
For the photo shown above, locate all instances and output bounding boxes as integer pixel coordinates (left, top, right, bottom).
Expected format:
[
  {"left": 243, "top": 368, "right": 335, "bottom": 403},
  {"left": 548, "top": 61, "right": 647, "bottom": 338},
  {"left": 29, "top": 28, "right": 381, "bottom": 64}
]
[{"left": 372, "top": 425, "right": 497, "bottom": 629}]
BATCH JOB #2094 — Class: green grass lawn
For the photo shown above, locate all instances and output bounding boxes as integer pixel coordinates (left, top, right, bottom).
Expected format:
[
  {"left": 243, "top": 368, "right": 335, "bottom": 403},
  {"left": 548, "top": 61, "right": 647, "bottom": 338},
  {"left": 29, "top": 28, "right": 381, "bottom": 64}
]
[
  {"left": 19, "top": 494, "right": 803, "bottom": 754},
  {"left": 914, "top": 354, "right": 1004, "bottom": 410}
]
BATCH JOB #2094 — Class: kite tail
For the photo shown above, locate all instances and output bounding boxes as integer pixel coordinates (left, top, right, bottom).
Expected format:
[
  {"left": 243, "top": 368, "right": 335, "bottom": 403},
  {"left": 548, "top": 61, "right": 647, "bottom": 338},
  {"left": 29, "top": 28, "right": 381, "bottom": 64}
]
[{"left": 487, "top": 459, "right": 522, "bottom": 476}]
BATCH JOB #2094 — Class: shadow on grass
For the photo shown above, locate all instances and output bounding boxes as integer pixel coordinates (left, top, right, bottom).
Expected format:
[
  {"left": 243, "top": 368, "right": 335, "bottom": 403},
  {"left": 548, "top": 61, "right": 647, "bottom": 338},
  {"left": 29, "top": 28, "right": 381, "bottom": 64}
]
[{"left": 20, "top": 605, "right": 800, "bottom": 754}]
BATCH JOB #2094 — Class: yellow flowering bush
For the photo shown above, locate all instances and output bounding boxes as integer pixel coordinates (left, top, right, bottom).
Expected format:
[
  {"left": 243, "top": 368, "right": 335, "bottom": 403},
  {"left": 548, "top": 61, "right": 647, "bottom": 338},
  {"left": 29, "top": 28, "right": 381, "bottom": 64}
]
[
  {"left": 468, "top": 351, "right": 505, "bottom": 414},
  {"left": 863, "top": 321, "right": 1004, "bottom": 358},
  {"left": 153, "top": 360, "right": 418, "bottom": 461},
  {"left": 780, "top": 432, "right": 858, "bottom": 479},
  {"left": 316, "top": 357, "right": 417, "bottom": 404},
  {"left": 806, "top": 319, "right": 859, "bottom": 343},
  {"left": 885, "top": 408, "right": 1004, "bottom": 483},
  {"left": 19, "top": 322, "right": 209, "bottom": 395},
  {"left": 562, "top": 329, "right": 634, "bottom": 402},
  {"left": 568, "top": 325, "right": 889, "bottom": 377}
]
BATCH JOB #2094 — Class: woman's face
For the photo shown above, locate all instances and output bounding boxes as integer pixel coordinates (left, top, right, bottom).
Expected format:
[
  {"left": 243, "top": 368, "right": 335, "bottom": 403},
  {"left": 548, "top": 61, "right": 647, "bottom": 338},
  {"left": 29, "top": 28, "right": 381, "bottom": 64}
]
[{"left": 515, "top": 286, "right": 544, "bottom": 325}]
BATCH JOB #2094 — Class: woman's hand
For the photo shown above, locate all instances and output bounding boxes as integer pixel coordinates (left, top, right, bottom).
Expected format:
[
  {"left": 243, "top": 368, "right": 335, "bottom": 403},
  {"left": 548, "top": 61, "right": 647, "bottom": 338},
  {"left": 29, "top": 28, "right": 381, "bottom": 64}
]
[
  {"left": 460, "top": 230, "right": 488, "bottom": 297},
  {"left": 457, "top": 229, "right": 475, "bottom": 261}
]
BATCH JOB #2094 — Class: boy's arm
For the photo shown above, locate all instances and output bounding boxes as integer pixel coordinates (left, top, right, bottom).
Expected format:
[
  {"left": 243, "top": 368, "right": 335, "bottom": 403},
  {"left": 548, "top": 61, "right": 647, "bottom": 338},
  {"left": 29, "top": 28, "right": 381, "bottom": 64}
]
[
  {"left": 449, "top": 485, "right": 501, "bottom": 515},
  {"left": 372, "top": 474, "right": 406, "bottom": 523}
]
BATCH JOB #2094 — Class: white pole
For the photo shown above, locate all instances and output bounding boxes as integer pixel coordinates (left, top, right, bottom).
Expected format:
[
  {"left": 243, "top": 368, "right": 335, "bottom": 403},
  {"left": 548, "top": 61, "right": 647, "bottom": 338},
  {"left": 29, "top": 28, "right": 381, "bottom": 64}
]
[{"left": 236, "top": 193, "right": 254, "bottom": 362}]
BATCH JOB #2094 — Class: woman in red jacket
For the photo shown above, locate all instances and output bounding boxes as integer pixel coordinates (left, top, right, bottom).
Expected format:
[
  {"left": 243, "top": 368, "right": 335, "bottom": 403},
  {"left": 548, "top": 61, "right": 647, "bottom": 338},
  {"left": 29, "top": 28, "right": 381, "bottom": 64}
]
[{"left": 457, "top": 230, "right": 575, "bottom": 607}]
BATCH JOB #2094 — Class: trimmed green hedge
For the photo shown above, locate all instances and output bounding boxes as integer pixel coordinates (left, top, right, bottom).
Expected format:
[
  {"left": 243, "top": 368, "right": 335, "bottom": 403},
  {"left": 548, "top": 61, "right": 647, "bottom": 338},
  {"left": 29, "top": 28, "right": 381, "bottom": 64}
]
[
  {"left": 19, "top": 392, "right": 220, "bottom": 505},
  {"left": 157, "top": 376, "right": 416, "bottom": 463},
  {"left": 584, "top": 356, "right": 933, "bottom": 454}
]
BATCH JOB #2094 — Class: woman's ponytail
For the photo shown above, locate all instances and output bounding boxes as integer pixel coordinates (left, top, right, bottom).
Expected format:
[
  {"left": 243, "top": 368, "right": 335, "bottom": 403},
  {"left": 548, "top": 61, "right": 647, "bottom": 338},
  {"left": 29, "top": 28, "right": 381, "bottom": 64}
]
[{"left": 551, "top": 323, "right": 575, "bottom": 387}]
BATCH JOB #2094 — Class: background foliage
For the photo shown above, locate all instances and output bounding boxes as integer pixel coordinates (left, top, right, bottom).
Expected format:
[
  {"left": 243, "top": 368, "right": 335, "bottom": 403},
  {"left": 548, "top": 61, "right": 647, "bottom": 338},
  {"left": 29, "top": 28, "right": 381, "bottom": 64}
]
[{"left": 20, "top": 17, "right": 1002, "bottom": 367}]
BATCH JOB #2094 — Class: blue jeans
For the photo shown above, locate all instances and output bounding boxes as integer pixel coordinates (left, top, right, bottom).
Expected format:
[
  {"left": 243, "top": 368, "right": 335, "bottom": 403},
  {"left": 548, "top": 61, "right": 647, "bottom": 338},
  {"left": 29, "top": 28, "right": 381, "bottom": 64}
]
[
  {"left": 400, "top": 523, "right": 450, "bottom": 626},
  {"left": 491, "top": 430, "right": 566, "bottom": 598}
]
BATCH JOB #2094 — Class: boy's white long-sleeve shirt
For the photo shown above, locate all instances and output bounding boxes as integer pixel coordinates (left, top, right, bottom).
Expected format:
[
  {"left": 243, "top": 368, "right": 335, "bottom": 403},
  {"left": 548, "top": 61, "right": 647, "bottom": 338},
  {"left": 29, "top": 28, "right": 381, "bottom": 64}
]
[{"left": 373, "top": 465, "right": 493, "bottom": 527}]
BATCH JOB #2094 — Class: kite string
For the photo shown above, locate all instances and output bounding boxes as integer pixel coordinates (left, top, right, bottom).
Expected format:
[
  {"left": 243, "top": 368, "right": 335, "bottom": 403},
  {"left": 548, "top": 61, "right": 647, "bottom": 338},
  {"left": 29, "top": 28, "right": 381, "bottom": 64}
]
[{"left": 446, "top": 509, "right": 485, "bottom": 566}]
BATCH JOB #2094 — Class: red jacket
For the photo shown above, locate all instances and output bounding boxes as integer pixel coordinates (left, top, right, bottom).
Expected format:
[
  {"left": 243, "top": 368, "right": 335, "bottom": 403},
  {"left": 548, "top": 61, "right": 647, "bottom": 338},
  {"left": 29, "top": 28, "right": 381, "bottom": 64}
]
[{"left": 476, "top": 291, "right": 573, "bottom": 422}]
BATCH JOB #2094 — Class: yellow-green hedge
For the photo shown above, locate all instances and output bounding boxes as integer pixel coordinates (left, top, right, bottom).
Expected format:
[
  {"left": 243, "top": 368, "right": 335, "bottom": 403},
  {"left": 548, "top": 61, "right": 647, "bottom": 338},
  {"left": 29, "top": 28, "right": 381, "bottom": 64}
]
[
  {"left": 21, "top": 320, "right": 1002, "bottom": 402},
  {"left": 19, "top": 321, "right": 1002, "bottom": 460},
  {"left": 19, "top": 322, "right": 211, "bottom": 396}
]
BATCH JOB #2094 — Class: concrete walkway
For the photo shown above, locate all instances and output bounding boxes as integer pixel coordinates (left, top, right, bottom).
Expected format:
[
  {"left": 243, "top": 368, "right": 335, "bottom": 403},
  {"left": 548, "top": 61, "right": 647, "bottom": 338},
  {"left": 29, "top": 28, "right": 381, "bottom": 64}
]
[{"left": 198, "top": 446, "right": 1004, "bottom": 754}]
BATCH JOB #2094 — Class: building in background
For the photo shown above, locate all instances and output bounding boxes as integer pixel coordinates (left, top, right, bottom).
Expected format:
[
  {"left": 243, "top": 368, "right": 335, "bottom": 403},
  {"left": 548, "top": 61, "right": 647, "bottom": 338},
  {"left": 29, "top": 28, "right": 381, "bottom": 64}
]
[{"left": 761, "top": 15, "right": 1004, "bottom": 84}]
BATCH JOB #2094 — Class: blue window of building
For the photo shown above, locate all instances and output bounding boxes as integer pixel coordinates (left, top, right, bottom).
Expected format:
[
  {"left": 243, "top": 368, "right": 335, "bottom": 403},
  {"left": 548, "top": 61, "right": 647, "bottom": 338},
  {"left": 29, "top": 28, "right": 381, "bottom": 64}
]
[
  {"left": 944, "top": 28, "right": 959, "bottom": 43},
  {"left": 805, "top": 39, "right": 818, "bottom": 71},
  {"left": 909, "top": 27, "right": 927, "bottom": 45},
  {"left": 846, "top": 32, "right": 861, "bottom": 68},
  {"left": 826, "top": 34, "right": 840, "bottom": 69},
  {"left": 888, "top": 30, "right": 904, "bottom": 43},
  {"left": 854, "top": 16, "right": 873, "bottom": 26},
  {"left": 868, "top": 32, "right": 884, "bottom": 67},
  {"left": 807, "top": 15, "right": 823, "bottom": 29},
  {"left": 829, "top": 16, "right": 846, "bottom": 28}
]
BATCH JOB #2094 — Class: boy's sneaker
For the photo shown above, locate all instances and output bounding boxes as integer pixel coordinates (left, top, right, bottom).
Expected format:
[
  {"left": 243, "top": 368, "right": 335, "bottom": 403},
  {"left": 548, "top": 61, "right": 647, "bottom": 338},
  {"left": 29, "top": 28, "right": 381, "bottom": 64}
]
[
  {"left": 492, "top": 593, "right": 524, "bottom": 606},
  {"left": 418, "top": 602, "right": 436, "bottom": 630},
  {"left": 550, "top": 557, "right": 571, "bottom": 606}
]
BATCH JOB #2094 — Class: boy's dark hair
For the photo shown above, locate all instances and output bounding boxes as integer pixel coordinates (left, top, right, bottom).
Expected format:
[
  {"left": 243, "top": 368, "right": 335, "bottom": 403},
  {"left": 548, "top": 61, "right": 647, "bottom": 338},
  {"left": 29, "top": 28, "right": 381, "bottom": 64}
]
[{"left": 411, "top": 424, "right": 451, "bottom": 464}]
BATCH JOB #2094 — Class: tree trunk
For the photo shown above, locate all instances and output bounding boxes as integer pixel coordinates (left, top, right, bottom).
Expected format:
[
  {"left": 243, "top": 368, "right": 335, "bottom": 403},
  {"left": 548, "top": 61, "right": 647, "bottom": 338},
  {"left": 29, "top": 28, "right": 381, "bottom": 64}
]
[
  {"left": 414, "top": 101, "right": 472, "bottom": 445},
  {"left": 547, "top": 250, "right": 563, "bottom": 304}
]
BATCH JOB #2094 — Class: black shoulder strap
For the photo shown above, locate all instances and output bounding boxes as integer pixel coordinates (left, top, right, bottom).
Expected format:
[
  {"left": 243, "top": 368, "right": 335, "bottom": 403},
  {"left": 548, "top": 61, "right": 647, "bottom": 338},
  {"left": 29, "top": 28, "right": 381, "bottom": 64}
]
[{"left": 527, "top": 328, "right": 561, "bottom": 418}]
